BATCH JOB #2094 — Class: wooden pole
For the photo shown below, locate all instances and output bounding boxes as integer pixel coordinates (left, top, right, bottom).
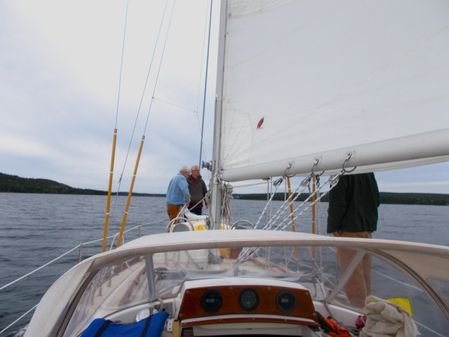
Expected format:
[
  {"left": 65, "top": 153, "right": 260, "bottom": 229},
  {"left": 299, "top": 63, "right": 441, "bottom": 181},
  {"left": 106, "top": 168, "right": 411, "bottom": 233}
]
[
  {"left": 311, "top": 176, "right": 317, "bottom": 234},
  {"left": 286, "top": 177, "right": 296, "bottom": 232},
  {"left": 102, "top": 128, "right": 117, "bottom": 252}
]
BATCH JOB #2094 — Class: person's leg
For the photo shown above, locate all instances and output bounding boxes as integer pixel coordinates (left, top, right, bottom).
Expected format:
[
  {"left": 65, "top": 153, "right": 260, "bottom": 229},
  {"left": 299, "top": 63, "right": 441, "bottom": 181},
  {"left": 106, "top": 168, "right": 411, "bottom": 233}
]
[
  {"left": 360, "top": 232, "right": 372, "bottom": 295},
  {"left": 334, "top": 231, "right": 372, "bottom": 307},
  {"left": 191, "top": 206, "right": 202, "bottom": 215},
  {"left": 362, "top": 253, "right": 372, "bottom": 295},
  {"left": 335, "top": 245, "right": 367, "bottom": 307}
]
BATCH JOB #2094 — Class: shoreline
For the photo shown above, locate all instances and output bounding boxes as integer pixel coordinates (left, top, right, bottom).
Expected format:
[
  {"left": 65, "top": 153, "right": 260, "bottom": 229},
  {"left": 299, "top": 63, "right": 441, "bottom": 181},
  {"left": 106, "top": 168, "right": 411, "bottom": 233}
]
[{"left": 2, "top": 173, "right": 449, "bottom": 206}]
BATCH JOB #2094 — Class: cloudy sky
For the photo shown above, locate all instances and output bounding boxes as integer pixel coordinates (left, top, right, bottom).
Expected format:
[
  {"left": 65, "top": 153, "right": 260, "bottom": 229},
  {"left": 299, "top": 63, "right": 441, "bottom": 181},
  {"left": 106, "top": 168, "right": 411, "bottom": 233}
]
[{"left": 1, "top": 0, "right": 449, "bottom": 194}]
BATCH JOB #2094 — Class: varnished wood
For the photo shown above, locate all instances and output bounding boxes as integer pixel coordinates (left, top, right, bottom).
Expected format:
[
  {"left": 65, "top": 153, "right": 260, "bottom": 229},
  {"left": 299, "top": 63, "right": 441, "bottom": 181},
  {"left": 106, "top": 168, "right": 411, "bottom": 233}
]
[
  {"left": 181, "top": 316, "right": 318, "bottom": 328},
  {"left": 178, "top": 285, "right": 318, "bottom": 327}
]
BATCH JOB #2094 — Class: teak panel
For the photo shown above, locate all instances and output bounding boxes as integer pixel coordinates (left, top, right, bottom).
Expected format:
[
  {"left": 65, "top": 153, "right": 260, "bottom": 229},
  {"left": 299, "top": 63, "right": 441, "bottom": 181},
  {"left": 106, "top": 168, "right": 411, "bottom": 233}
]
[{"left": 178, "top": 285, "right": 317, "bottom": 325}]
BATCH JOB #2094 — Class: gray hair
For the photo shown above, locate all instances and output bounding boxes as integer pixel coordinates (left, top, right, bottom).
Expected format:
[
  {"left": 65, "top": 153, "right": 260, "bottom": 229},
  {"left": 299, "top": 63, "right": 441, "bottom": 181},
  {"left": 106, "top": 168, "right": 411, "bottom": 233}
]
[{"left": 180, "top": 166, "right": 190, "bottom": 174}]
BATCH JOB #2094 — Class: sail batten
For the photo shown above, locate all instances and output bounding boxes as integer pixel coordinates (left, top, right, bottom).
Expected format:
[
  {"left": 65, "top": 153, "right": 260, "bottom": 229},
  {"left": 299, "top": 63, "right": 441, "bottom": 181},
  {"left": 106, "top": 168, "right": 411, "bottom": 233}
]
[{"left": 219, "top": 0, "right": 449, "bottom": 181}]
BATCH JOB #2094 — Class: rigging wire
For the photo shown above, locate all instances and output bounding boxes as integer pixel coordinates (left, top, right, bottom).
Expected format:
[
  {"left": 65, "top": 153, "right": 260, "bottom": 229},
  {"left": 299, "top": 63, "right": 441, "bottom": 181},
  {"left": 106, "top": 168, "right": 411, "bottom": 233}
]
[
  {"left": 193, "top": 1, "right": 210, "bottom": 138},
  {"left": 143, "top": 0, "right": 177, "bottom": 134},
  {"left": 102, "top": 0, "right": 130, "bottom": 252},
  {"left": 114, "top": 0, "right": 130, "bottom": 129},
  {"left": 153, "top": 96, "right": 197, "bottom": 114},
  {"left": 117, "top": 0, "right": 177, "bottom": 247},
  {"left": 198, "top": 0, "right": 214, "bottom": 167},
  {"left": 115, "top": 0, "right": 170, "bottom": 195}
]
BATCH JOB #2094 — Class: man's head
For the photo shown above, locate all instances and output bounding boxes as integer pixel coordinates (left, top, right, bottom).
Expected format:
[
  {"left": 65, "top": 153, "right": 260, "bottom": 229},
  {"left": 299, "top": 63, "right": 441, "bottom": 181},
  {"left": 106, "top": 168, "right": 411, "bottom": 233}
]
[
  {"left": 180, "top": 166, "right": 190, "bottom": 178},
  {"left": 191, "top": 165, "right": 200, "bottom": 179}
]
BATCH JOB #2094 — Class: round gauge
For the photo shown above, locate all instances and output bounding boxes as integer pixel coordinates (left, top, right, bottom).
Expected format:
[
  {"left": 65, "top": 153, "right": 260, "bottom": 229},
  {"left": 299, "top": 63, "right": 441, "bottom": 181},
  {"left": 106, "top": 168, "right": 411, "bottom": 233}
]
[
  {"left": 201, "top": 290, "right": 223, "bottom": 312},
  {"left": 239, "top": 289, "right": 259, "bottom": 311},
  {"left": 276, "top": 292, "right": 296, "bottom": 312}
]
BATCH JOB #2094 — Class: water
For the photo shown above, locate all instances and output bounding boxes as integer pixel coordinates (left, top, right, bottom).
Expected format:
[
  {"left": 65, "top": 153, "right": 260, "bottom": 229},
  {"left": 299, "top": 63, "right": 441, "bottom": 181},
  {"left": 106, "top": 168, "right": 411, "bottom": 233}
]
[{"left": 0, "top": 193, "right": 448, "bottom": 336}]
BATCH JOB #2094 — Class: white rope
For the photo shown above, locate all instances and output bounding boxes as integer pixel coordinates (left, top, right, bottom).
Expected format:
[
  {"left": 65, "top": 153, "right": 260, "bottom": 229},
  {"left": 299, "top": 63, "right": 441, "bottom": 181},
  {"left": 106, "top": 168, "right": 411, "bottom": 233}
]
[
  {"left": 415, "top": 321, "right": 446, "bottom": 337},
  {"left": 0, "top": 223, "right": 149, "bottom": 292},
  {"left": 238, "top": 170, "right": 344, "bottom": 263},
  {"left": 0, "top": 304, "right": 37, "bottom": 335},
  {"left": 253, "top": 178, "right": 284, "bottom": 228},
  {"left": 268, "top": 154, "right": 355, "bottom": 232},
  {"left": 271, "top": 174, "right": 341, "bottom": 232},
  {"left": 250, "top": 177, "right": 309, "bottom": 235},
  {"left": 237, "top": 176, "right": 311, "bottom": 262},
  {"left": 0, "top": 245, "right": 80, "bottom": 291},
  {"left": 261, "top": 176, "right": 310, "bottom": 230},
  {"left": 221, "top": 183, "right": 233, "bottom": 225}
]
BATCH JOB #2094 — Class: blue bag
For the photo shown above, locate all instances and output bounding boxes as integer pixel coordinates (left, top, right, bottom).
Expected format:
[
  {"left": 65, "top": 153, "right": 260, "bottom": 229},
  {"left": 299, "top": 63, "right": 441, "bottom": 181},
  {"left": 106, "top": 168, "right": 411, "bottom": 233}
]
[{"left": 80, "top": 311, "right": 169, "bottom": 337}]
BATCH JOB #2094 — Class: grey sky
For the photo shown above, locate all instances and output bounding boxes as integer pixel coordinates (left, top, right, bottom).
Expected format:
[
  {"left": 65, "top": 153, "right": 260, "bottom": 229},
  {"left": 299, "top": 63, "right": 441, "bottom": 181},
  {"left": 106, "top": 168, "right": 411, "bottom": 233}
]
[{"left": 1, "top": 0, "right": 449, "bottom": 194}]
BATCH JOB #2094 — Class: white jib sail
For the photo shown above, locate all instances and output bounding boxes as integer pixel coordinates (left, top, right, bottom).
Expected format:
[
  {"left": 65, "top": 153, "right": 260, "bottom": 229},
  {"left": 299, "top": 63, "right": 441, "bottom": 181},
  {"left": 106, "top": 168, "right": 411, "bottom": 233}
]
[{"left": 219, "top": 0, "right": 449, "bottom": 182}]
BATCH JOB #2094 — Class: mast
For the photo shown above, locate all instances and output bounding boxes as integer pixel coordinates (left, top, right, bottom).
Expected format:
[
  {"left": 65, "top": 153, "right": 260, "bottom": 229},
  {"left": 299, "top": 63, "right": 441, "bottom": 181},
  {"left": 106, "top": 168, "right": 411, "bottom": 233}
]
[{"left": 210, "top": 0, "right": 228, "bottom": 228}]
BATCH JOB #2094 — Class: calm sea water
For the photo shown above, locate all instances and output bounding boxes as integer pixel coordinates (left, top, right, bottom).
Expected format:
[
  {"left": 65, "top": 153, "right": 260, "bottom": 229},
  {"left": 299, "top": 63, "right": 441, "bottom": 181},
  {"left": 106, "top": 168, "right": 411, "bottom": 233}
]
[{"left": 0, "top": 193, "right": 448, "bottom": 336}]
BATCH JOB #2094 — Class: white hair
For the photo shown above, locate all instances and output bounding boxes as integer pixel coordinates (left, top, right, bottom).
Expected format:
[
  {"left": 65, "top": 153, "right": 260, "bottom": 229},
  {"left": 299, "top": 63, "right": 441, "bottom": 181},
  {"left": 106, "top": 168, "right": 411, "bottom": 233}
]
[{"left": 180, "top": 166, "right": 190, "bottom": 174}]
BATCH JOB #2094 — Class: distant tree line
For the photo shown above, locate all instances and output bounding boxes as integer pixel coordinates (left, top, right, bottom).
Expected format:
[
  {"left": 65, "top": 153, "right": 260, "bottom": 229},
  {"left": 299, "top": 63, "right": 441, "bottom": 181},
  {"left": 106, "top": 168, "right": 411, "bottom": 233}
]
[
  {"left": 0, "top": 173, "right": 162, "bottom": 197},
  {"left": 2, "top": 172, "right": 449, "bottom": 205},
  {"left": 0, "top": 173, "right": 104, "bottom": 194}
]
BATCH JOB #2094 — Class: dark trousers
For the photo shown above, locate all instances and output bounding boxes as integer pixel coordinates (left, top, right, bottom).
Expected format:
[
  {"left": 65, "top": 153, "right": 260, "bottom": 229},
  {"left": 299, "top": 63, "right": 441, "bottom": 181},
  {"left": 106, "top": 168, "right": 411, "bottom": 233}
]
[{"left": 189, "top": 203, "right": 203, "bottom": 215}]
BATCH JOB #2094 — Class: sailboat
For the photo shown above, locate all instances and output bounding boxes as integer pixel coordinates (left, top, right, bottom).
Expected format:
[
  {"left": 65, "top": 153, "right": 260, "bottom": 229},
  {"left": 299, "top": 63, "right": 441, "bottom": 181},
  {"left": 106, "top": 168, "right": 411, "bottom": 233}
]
[{"left": 11, "top": 0, "right": 449, "bottom": 336}]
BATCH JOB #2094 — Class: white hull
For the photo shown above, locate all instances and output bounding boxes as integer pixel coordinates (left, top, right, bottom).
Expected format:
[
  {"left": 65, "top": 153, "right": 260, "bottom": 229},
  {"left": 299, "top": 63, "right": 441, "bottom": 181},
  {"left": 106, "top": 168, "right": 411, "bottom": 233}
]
[{"left": 20, "top": 230, "right": 449, "bottom": 337}]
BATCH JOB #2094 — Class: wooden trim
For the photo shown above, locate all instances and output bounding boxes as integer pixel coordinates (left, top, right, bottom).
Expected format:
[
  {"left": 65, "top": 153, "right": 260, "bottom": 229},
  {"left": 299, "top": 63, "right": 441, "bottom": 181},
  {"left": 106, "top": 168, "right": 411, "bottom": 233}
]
[
  {"left": 178, "top": 285, "right": 317, "bottom": 326},
  {"left": 181, "top": 315, "right": 318, "bottom": 328}
]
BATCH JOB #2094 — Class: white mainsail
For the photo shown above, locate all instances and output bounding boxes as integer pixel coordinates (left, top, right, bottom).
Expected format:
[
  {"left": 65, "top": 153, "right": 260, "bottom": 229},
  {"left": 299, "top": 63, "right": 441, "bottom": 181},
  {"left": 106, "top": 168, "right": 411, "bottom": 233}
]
[{"left": 217, "top": 0, "right": 449, "bottom": 182}]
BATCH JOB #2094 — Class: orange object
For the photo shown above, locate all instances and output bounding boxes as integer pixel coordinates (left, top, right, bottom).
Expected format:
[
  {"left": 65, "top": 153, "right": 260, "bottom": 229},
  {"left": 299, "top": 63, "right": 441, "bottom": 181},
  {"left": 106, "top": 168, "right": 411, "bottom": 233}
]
[{"left": 316, "top": 312, "right": 350, "bottom": 337}]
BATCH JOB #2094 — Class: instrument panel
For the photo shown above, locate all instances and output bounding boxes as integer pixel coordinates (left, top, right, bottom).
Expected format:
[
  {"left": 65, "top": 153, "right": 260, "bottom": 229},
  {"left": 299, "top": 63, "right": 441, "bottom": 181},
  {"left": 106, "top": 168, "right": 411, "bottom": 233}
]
[{"left": 178, "top": 283, "right": 318, "bottom": 328}]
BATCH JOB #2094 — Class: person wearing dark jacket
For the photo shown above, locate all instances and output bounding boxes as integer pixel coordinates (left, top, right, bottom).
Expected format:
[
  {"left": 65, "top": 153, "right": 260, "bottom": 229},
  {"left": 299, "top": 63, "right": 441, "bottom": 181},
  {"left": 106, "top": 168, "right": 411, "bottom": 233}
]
[
  {"left": 187, "top": 165, "right": 208, "bottom": 215},
  {"left": 327, "top": 172, "right": 380, "bottom": 308}
]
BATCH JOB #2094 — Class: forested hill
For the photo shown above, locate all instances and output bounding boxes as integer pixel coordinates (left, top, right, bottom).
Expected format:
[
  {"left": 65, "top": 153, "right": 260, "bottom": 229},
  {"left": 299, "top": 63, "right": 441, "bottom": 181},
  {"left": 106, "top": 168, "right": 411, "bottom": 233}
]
[
  {"left": 2, "top": 172, "right": 449, "bottom": 205},
  {"left": 0, "top": 173, "right": 162, "bottom": 196},
  {"left": 0, "top": 172, "right": 104, "bottom": 194}
]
